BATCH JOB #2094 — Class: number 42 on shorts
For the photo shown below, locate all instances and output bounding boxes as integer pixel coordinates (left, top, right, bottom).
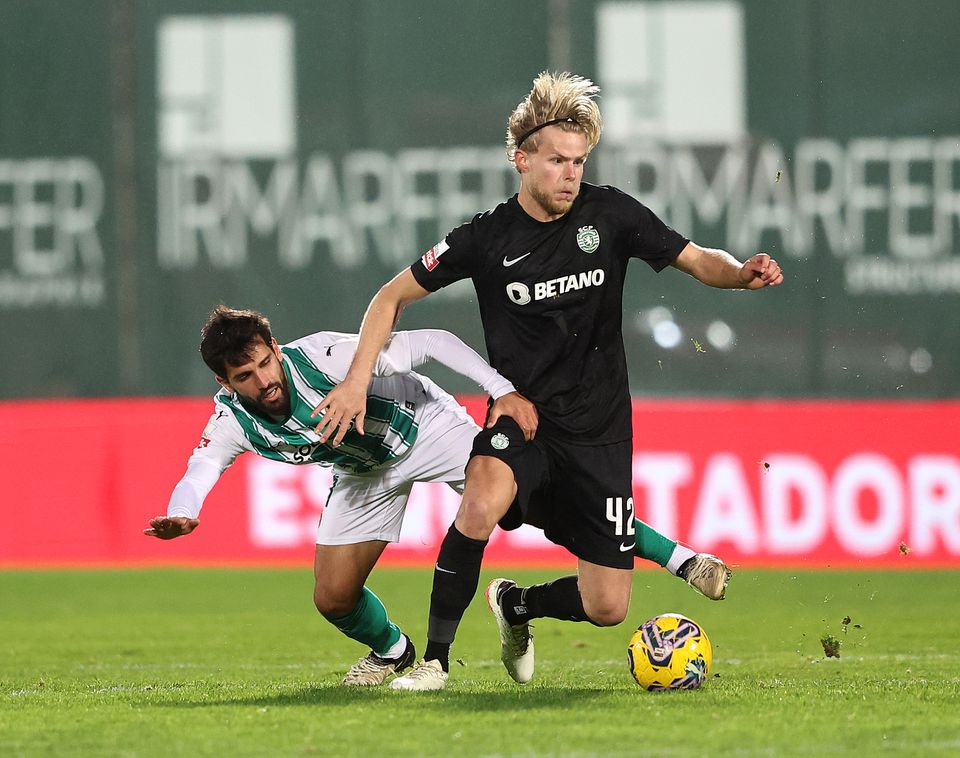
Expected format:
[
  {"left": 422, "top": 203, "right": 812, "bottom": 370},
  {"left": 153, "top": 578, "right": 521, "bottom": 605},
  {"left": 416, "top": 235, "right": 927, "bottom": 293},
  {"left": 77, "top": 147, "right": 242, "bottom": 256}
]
[{"left": 606, "top": 497, "right": 636, "bottom": 537}]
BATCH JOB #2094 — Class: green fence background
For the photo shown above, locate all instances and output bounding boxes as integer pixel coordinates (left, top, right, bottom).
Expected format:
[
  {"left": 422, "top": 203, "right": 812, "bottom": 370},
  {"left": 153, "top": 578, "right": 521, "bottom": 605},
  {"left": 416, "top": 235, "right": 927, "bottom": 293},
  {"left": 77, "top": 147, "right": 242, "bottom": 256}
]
[{"left": 2, "top": 0, "right": 957, "bottom": 399}]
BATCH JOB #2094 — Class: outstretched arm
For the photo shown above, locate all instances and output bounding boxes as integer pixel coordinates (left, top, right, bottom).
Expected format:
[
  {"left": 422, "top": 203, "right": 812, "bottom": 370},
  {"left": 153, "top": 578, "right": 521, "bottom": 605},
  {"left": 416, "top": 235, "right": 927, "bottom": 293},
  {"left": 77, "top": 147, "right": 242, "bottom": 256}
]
[
  {"left": 381, "top": 329, "right": 539, "bottom": 440},
  {"left": 380, "top": 329, "right": 513, "bottom": 396},
  {"left": 143, "top": 459, "right": 221, "bottom": 539},
  {"left": 672, "top": 242, "right": 783, "bottom": 289},
  {"left": 311, "top": 269, "right": 430, "bottom": 445}
]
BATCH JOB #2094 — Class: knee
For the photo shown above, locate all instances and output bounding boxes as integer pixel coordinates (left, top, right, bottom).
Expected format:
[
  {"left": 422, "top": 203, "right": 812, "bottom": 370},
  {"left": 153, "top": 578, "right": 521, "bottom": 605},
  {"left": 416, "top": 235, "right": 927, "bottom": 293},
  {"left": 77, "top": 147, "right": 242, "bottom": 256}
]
[
  {"left": 582, "top": 596, "right": 629, "bottom": 627},
  {"left": 454, "top": 495, "right": 503, "bottom": 539},
  {"left": 587, "top": 605, "right": 628, "bottom": 627},
  {"left": 313, "top": 583, "right": 358, "bottom": 619},
  {"left": 455, "top": 458, "right": 516, "bottom": 539}
]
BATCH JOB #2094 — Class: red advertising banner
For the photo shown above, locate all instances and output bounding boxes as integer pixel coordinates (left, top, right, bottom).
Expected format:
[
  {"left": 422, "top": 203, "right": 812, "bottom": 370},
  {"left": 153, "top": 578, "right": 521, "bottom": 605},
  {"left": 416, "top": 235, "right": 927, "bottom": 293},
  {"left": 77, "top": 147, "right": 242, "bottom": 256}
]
[{"left": 2, "top": 397, "right": 958, "bottom": 567}]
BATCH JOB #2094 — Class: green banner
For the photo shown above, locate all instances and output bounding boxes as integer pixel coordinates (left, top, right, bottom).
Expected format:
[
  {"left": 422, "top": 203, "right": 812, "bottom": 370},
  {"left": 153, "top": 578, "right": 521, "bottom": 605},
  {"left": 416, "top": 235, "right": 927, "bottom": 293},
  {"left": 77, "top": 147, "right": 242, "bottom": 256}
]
[{"left": 1, "top": 0, "right": 957, "bottom": 399}]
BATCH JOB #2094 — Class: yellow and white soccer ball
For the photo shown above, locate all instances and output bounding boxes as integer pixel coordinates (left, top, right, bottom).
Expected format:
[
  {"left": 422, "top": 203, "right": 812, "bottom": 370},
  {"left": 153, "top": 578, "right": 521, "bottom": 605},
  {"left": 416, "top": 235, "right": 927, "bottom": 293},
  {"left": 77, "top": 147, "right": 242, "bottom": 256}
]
[{"left": 627, "top": 613, "right": 712, "bottom": 690}]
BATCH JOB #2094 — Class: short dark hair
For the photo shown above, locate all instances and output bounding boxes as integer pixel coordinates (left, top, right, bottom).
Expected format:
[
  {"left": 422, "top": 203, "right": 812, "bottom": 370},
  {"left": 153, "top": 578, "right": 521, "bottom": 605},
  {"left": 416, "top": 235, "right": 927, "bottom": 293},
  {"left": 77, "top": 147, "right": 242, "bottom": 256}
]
[{"left": 199, "top": 305, "right": 275, "bottom": 377}]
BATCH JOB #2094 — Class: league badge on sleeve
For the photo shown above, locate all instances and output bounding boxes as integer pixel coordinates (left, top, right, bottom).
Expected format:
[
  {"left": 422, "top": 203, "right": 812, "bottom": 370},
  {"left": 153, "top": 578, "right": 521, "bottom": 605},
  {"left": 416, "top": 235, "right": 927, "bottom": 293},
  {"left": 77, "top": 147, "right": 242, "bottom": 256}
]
[
  {"left": 421, "top": 239, "right": 450, "bottom": 271},
  {"left": 197, "top": 408, "right": 228, "bottom": 447}
]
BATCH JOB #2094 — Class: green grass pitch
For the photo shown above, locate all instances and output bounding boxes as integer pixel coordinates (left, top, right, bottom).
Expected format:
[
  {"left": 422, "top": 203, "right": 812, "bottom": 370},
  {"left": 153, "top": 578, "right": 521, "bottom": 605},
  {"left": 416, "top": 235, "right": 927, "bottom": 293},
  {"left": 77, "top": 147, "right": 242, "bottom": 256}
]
[{"left": 2, "top": 566, "right": 959, "bottom": 756}]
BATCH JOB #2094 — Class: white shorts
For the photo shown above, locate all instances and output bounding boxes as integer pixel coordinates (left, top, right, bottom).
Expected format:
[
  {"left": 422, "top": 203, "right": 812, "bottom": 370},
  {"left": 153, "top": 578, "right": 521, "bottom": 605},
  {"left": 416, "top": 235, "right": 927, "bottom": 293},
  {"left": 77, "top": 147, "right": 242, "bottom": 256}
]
[{"left": 315, "top": 394, "right": 479, "bottom": 545}]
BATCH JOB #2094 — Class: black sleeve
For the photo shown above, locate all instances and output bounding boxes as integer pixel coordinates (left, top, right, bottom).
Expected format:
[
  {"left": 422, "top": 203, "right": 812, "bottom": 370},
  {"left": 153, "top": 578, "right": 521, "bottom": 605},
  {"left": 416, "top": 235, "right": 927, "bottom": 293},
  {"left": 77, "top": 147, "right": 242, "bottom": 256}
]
[
  {"left": 606, "top": 186, "right": 689, "bottom": 272},
  {"left": 410, "top": 217, "right": 481, "bottom": 291}
]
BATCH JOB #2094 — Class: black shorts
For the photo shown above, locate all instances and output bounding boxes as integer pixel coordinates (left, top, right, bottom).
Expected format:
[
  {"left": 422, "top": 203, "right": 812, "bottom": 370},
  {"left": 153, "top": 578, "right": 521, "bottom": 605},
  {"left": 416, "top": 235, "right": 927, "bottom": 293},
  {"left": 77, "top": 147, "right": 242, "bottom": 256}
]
[{"left": 469, "top": 416, "right": 635, "bottom": 569}]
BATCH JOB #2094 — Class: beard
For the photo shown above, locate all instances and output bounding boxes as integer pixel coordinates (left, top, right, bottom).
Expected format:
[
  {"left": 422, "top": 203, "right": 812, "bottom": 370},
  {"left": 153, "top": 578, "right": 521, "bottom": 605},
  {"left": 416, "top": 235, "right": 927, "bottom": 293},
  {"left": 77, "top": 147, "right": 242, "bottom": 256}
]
[
  {"left": 528, "top": 181, "right": 577, "bottom": 218},
  {"left": 240, "top": 375, "right": 291, "bottom": 420}
]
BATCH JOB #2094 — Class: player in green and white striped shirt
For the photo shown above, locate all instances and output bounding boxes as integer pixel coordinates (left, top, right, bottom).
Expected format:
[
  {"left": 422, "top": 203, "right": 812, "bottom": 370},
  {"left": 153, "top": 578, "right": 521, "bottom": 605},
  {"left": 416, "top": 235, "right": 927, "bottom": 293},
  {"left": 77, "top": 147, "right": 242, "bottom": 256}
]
[{"left": 145, "top": 305, "right": 536, "bottom": 686}]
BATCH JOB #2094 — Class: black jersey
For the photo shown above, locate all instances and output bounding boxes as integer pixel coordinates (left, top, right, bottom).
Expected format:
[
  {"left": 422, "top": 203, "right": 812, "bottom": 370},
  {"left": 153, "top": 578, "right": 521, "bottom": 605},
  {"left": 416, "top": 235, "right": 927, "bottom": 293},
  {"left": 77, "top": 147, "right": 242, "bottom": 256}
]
[{"left": 410, "top": 182, "right": 688, "bottom": 443}]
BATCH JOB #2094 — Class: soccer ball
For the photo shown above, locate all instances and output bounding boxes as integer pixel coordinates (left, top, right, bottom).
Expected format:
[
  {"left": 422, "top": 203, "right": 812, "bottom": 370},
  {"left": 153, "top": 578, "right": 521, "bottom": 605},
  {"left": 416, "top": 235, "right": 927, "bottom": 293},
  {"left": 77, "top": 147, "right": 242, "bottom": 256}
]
[{"left": 627, "top": 613, "right": 712, "bottom": 691}]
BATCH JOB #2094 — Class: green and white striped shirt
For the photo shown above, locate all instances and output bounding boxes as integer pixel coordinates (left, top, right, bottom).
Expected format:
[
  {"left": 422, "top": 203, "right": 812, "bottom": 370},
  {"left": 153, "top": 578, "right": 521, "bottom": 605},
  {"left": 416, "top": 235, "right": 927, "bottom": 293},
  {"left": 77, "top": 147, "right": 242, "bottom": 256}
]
[
  {"left": 167, "top": 329, "right": 515, "bottom": 519},
  {"left": 217, "top": 337, "right": 421, "bottom": 473}
]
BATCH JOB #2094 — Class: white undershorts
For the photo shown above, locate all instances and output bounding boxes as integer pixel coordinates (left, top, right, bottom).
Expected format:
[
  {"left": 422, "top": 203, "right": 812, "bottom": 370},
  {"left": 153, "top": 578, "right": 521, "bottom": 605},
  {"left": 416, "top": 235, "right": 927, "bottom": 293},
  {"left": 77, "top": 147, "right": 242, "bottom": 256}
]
[{"left": 315, "top": 393, "right": 479, "bottom": 545}]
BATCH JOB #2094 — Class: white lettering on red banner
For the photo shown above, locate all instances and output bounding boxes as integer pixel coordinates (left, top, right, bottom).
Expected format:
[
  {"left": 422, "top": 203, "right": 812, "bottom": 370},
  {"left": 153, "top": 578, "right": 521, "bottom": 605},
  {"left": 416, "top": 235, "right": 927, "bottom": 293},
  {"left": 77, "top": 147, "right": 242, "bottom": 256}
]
[
  {"left": 3, "top": 398, "right": 959, "bottom": 566},
  {"left": 239, "top": 447, "right": 960, "bottom": 564}
]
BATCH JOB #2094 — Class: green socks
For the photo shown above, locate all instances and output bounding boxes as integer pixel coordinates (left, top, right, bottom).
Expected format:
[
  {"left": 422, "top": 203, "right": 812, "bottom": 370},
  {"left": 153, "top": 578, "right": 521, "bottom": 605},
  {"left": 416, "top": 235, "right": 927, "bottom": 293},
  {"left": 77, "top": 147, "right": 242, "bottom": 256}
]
[
  {"left": 328, "top": 522, "right": 684, "bottom": 658},
  {"left": 633, "top": 518, "right": 677, "bottom": 567},
  {"left": 328, "top": 586, "right": 401, "bottom": 657}
]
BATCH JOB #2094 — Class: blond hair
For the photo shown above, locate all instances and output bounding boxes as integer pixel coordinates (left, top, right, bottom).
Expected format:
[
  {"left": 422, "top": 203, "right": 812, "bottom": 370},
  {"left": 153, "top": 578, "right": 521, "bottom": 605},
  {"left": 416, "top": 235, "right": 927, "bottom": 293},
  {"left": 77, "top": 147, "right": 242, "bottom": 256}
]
[{"left": 506, "top": 71, "right": 603, "bottom": 163}]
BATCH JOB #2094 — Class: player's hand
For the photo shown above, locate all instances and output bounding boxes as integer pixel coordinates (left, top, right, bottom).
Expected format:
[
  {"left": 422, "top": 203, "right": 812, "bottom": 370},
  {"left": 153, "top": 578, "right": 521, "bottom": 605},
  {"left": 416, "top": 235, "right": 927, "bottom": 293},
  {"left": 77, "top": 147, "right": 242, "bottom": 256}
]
[
  {"left": 737, "top": 252, "right": 783, "bottom": 289},
  {"left": 311, "top": 377, "right": 367, "bottom": 446},
  {"left": 144, "top": 516, "right": 199, "bottom": 540},
  {"left": 487, "top": 391, "right": 539, "bottom": 441}
]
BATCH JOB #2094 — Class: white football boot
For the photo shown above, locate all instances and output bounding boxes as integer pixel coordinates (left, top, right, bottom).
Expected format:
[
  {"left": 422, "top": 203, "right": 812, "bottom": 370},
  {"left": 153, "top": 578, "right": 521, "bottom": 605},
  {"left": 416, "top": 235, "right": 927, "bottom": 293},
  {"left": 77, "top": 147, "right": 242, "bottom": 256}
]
[
  {"left": 341, "top": 634, "right": 415, "bottom": 686},
  {"left": 486, "top": 577, "right": 535, "bottom": 684},
  {"left": 680, "top": 554, "right": 732, "bottom": 600},
  {"left": 389, "top": 659, "right": 449, "bottom": 691}
]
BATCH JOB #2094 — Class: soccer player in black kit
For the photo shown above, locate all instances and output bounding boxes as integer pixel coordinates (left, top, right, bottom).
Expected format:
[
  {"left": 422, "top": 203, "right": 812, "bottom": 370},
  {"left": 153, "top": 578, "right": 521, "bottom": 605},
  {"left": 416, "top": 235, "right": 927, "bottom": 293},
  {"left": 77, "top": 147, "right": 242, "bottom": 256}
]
[{"left": 313, "top": 72, "right": 784, "bottom": 690}]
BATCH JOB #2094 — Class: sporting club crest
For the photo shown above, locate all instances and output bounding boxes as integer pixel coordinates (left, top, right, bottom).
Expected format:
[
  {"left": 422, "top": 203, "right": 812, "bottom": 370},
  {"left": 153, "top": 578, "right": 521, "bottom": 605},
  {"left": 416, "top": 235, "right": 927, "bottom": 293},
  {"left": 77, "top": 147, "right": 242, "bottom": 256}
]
[
  {"left": 490, "top": 433, "right": 509, "bottom": 450},
  {"left": 576, "top": 225, "right": 600, "bottom": 253}
]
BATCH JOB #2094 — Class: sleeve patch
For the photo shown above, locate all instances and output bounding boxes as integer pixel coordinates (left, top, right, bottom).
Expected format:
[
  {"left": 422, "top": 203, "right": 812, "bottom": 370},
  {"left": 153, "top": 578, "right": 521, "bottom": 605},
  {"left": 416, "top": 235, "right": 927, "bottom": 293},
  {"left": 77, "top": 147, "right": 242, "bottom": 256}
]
[
  {"left": 421, "top": 239, "right": 449, "bottom": 271},
  {"left": 199, "top": 407, "right": 229, "bottom": 443}
]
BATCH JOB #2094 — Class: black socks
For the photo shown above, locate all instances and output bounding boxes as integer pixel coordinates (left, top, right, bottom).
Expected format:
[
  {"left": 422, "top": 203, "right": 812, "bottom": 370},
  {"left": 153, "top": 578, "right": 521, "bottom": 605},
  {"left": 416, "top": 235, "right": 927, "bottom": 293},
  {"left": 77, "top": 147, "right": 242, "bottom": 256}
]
[
  {"left": 424, "top": 524, "right": 488, "bottom": 672},
  {"left": 500, "top": 575, "right": 593, "bottom": 626}
]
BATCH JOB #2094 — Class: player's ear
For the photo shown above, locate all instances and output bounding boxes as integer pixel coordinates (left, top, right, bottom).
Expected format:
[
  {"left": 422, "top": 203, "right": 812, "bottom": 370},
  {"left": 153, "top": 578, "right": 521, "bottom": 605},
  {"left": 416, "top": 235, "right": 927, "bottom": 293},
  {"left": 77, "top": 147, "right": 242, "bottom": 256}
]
[
  {"left": 514, "top": 149, "right": 530, "bottom": 174},
  {"left": 271, "top": 338, "right": 283, "bottom": 359},
  {"left": 215, "top": 375, "right": 231, "bottom": 392}
]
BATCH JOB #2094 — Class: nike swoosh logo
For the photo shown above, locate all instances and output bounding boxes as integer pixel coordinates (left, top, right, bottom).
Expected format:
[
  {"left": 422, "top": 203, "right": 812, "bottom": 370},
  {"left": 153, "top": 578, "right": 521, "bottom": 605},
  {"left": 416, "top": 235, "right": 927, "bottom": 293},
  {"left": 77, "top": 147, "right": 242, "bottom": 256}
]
[
  {"left": 435, "top": 565, "right": 457, "bottom": 574},
  {"left": 503, "top": 252, "right": 532, "bottom": 267},
  {"left": 619, "top": 543, "right": 634, "bottom": 552}
]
